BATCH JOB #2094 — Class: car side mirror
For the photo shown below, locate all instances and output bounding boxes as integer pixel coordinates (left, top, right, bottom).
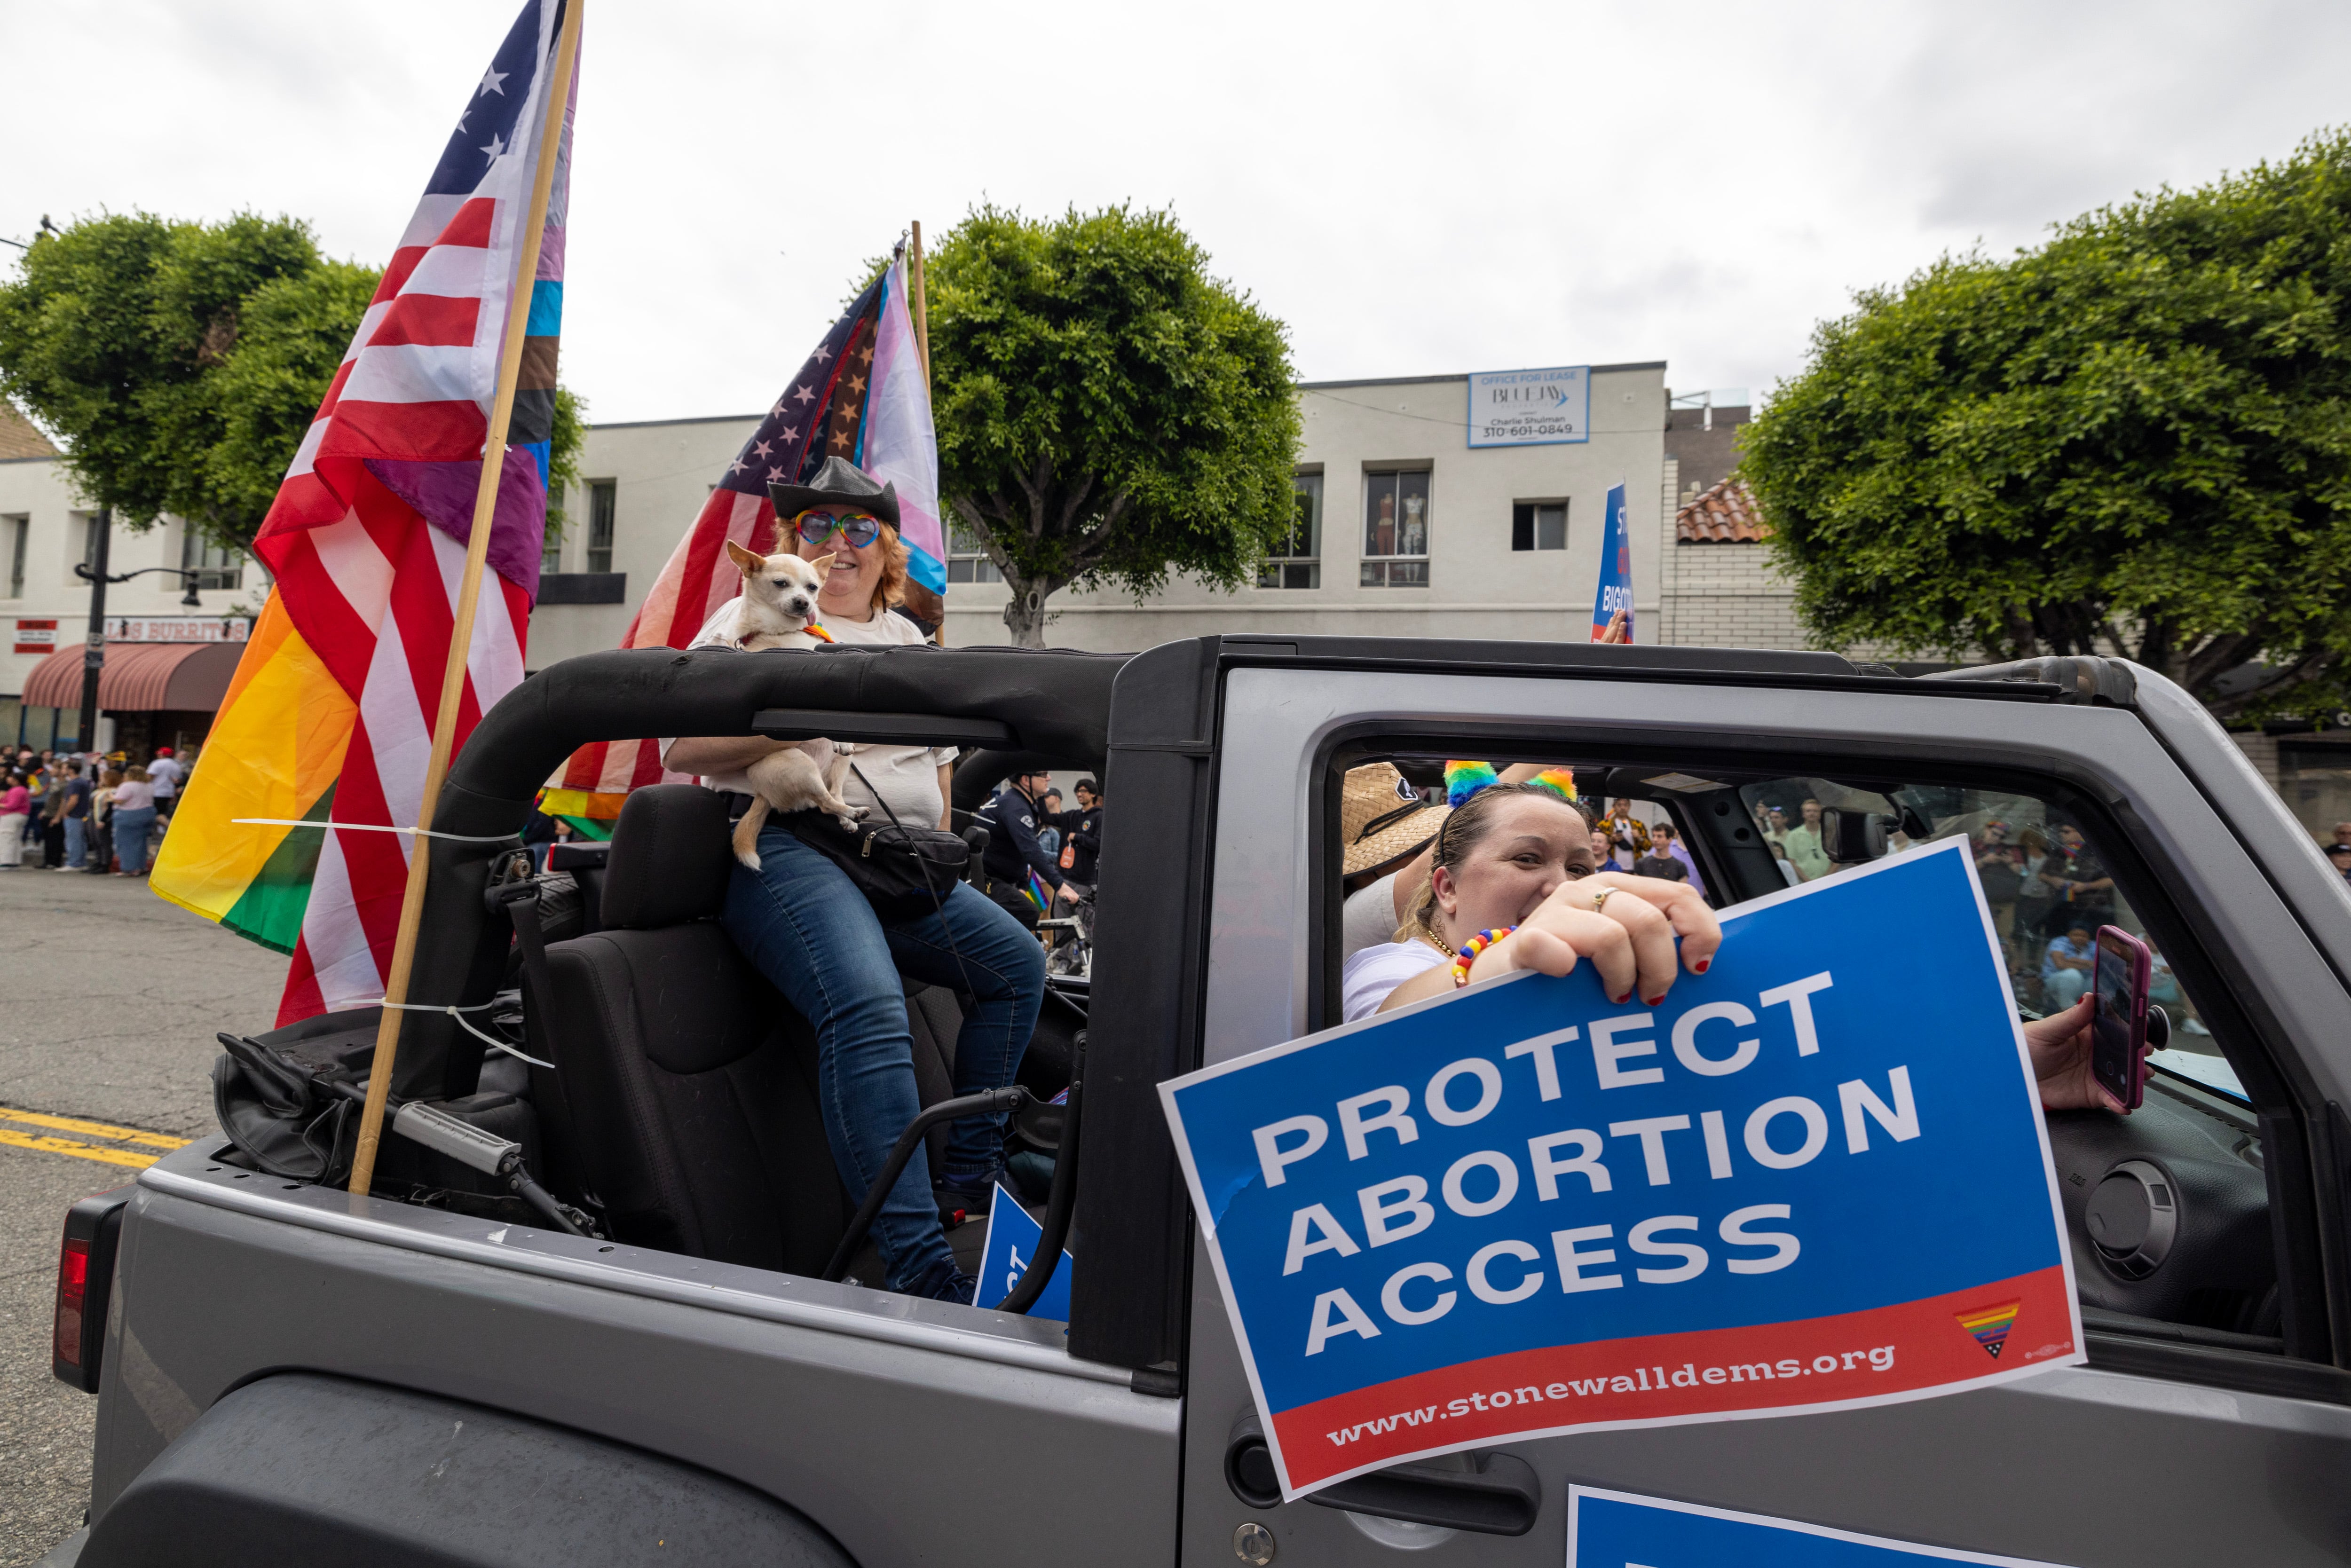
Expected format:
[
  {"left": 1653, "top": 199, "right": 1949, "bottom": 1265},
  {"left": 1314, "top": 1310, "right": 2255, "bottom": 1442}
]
[{"left": 1821, "top": 808, "right": 1889, "bottom": 864}]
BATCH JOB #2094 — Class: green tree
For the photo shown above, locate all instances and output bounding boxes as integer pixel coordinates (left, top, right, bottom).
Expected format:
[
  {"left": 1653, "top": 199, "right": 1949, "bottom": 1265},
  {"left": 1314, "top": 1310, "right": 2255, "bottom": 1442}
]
[
  {"left": 201, "top": 258, "right": 381, "bottom": 536},
  {"left": 0, "top": 211, "right": 583, "bottom": 560},
  {"left": 926, "top": 204, "right": 1301, "bottom": 646},
  {"left": 1742, "top": 129, "right": 2351, "bottom": 721},
  {"left": 0, "top": 212, "right": 316, "bottom": 542}
]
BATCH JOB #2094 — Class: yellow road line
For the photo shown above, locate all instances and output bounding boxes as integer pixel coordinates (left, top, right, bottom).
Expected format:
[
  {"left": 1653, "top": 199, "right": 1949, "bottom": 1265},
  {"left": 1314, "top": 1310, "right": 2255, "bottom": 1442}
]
[
  {"left": 0, "top": 1128, "right": 158, "bottom": 1170},
  {"left": 0, "top": 1108, "right": 189, "bottom": 1150}
]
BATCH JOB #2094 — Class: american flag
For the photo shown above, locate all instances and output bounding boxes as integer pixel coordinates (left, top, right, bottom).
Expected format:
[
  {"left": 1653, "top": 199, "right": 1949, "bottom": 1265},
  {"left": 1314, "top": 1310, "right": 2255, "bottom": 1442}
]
[
  {"left": 243, "top": 0, "right": 577, "bottom": 1021},
  {"left": 549, "top": 253, "right": 946, "bottom": 814}
]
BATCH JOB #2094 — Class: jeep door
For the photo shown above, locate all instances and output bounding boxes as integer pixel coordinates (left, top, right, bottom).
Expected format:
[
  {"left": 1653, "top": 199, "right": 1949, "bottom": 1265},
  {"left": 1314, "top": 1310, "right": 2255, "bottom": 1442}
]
[{"left": 1171, "top": 646, "right": 2351, "bottom": 1567}]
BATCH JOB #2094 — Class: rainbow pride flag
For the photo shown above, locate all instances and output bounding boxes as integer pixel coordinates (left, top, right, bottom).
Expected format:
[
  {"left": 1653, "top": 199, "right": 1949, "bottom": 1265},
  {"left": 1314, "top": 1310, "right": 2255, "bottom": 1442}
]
[
  {"left": 151, "top": 0, "right": 576, "bottom": 1022},
  {"left": 1955, "top": 1299, "right": 2022, "bottom": 1359}
]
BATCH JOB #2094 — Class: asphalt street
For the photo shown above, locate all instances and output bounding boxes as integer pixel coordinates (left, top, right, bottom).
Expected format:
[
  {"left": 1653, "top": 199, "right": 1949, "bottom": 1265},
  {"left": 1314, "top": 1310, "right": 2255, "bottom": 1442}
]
[{"left": 0, "top": 869, "right": 285, "bottom": 1568}]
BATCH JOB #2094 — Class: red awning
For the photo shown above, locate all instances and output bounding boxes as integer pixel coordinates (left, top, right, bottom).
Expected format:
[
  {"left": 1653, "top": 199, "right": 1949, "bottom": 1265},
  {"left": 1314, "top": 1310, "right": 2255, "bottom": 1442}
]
[{"left": 19, "top": 641, "right": 245, "bottom": 712}]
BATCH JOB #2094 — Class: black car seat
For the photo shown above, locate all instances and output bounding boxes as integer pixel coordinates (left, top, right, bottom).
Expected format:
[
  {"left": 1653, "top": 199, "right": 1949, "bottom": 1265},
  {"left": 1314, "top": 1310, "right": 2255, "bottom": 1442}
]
[{"left": 534, "top": 785, "right": 965, "bottom": 1276}]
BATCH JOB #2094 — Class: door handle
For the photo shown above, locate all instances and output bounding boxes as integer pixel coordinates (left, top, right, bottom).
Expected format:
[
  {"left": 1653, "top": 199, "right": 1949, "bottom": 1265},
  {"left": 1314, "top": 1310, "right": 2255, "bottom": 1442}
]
[
  {"left": 1224, "top": 1412, "right": 1541, "bottom": 1538},
  {"left": 1305, "top": 1451, "right": 1541, "bottom": 1536}
]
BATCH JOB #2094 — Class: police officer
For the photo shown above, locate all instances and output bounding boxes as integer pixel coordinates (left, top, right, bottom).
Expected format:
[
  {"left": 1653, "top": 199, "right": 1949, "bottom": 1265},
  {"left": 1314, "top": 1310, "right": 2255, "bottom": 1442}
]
[{"left": 975, "top": 768, "right": 1074, "bottom": 929}]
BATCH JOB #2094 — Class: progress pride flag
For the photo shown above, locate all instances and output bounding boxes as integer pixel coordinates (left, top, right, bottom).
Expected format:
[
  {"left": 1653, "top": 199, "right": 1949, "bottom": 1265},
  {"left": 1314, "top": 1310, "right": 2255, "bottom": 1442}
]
[{"left": 1159, "top": 838, "right": 2082, "bottom": 1498}]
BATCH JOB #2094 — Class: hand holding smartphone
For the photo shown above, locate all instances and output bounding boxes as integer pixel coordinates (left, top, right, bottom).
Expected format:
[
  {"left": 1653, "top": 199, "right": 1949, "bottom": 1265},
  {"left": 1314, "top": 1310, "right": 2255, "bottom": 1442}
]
[{"left": 2091, "top": 925, "right": 2152, "bottom": 1111}]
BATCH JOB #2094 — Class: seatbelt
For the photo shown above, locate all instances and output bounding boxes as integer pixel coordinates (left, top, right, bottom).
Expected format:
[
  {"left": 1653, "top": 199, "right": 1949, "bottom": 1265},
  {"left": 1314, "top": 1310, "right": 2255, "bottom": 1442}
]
[{"left": 485, "top": 872, "right": 561, "bottom": 1073}]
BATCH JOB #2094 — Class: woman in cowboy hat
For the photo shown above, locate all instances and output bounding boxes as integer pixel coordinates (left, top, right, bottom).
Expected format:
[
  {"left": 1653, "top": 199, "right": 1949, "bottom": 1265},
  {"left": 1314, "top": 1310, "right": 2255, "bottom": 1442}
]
[{"left": 664, "top": 457, "right": 1046, "bottom": 1306}]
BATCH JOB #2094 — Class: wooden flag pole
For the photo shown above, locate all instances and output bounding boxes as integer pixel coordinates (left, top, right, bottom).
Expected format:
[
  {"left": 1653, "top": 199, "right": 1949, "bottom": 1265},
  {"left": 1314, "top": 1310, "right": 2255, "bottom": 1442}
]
[
  {"left": 909, "top": 219, "right": 932, "bottom": 384},
  {"left": 909, "top": 219, "right": 947, "bottom": 647},
  {"left": 349, "top": 0, "right": 585, "bottom": 1197}
]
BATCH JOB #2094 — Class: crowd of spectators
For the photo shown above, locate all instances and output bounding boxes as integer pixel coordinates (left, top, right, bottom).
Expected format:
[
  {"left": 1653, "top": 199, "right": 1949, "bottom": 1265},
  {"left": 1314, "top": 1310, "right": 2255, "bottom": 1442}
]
[{"left": 0, "top": 743, "right": 186, "bottom": 875}]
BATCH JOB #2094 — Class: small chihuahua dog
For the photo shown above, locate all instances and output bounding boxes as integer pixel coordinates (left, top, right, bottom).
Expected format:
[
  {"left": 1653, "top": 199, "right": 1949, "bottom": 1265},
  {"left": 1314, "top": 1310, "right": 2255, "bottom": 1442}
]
[{"left": 721, "top": 539, "right": 866, "bottom": 868}]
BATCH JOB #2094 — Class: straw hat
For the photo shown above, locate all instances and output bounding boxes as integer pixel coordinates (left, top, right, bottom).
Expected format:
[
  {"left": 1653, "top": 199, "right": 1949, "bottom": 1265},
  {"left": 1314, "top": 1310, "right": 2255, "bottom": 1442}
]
[{"left": 1341, "top": 763, "right": 1447, "bottom": 878}]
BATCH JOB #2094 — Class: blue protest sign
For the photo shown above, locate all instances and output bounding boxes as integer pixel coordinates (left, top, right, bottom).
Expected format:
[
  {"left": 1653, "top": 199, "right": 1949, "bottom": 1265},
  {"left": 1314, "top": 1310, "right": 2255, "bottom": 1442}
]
[
  {"left": 1590, "top": 480, "right": 1633, "bottom": 641},
  {"left": 1569, "top": 1486, "right": 2072, "bottom": 1566},
  {"left": 975, "top": 1182, "right": 1073, "bottom": 1321},
  {"left": 1159, "top": 838, "right": 2080, "bottom": 1498}
]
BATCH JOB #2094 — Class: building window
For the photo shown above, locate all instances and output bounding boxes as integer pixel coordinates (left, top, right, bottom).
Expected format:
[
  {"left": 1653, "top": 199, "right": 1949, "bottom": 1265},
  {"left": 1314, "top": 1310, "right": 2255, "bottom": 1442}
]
[
  {"left": 180, "top": 528, "right": 242, "bottom": 591},
  {"left": 4, "top": 515, "right": 25, "bottom": 599},
  {"left": 1361, "top": 469, "right": 1429, "bottom": 588},
  {"left": 76, "top": 512, "right": 101, "bottom": 575},
  {"left": 585, "top": 481, "right": 616, "bottom": 573},
  {"left": 1512, "top": 501, "right": 1568, "bottom": 551},
  {"left": 946, "top": 518, "right": 1002, "bottom": 583},
  {"left": 1260, "top": 473, "right": 1322, "bottom": 589},
  {"left": 542, "top": 491, "right": 564, "bottom": 575}
]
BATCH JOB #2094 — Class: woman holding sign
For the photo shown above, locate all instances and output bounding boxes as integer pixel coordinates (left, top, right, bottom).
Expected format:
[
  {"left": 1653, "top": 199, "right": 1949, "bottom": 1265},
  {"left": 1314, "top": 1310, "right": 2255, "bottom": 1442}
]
[
  {"left": 1342, "top": 784, "right": 1720, "bottom": 1022},
  {"left": 1341, "top": 782, "right": 2145, "bottom": 1114}
]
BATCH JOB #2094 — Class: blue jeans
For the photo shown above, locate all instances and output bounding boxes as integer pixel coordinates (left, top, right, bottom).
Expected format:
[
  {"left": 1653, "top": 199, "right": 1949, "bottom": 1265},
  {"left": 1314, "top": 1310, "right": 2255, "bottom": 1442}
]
[
  {"left": 2043, "top": 967, "right": 2090, "bottom": 1010},
  {"left": 113, "top": 806, "right": 157, "bottom": 874},
  {"left": 64, "top": 816, "right": 87, "bottom": 868},
  {"left": 722, "top": 821, "right": 1046, "bottom": 1294}
]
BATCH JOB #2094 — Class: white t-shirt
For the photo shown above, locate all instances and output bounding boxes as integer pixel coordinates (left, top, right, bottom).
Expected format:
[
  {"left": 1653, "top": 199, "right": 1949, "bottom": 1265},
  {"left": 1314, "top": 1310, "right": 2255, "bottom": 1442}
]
[
  {"left": 662, "top": 599, "right": 955, "bottom": 829},
  {"left": 1341, "top": 939, "right": 1448, "bottom": 1023},
  {"left": 1342, "top": 873, "right": 1403, "bottom": 960},
  {"left": 146, "top": 756, "right": 182, "bottom": 796},
  {"left": 113, "top": 780, "right": 156, "bottom": 810}
]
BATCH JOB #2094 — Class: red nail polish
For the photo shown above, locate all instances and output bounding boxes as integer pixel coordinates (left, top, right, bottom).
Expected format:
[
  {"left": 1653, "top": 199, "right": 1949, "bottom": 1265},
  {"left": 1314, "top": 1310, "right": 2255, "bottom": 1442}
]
[
  {"left": 1645, "top": 994, "right": 1665, "bottom": 1006},
  {"left": 1694, "top": 958, "right": 1711, "bottom": 974},
  {"left": 1613, "top": 991, "right": 1632, "bottom": 1005}
]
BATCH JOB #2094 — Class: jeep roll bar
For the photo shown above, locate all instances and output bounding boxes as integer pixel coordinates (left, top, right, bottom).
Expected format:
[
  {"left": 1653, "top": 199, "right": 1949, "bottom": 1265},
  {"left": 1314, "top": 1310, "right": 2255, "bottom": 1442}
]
[{"left": 385, "top": 643, "right": 1123, "bottom": 1105}]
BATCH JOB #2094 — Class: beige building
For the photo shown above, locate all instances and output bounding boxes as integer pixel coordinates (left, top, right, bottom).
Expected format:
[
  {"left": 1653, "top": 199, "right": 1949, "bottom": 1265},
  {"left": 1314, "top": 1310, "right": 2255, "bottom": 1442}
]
[
  {"left": 1659, "top": 472, "right": 1803, "bottom": 651},
  {"left": 0, "top": 408, "right": 261, "bottom": 753},
  {"left": 530, "top": 364, "right": 1675, "bottom": 663},
  {"left": 13, "top": 381, "right": 2327, "bottom": 839}
]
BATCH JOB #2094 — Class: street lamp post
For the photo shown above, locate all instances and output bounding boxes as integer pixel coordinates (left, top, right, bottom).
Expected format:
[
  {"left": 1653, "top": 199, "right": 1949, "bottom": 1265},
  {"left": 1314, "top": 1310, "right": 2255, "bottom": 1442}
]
[{"left": 74, "top": 507, "right": 110, "bottom": 754}]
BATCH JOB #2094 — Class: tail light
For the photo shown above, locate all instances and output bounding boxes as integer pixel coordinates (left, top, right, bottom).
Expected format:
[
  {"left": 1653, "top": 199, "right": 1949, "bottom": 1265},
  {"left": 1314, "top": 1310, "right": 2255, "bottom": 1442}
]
[
  {"left": 54, "top": 1187, "right": 131, "bottom": 1393},
  {"left": 54, "top": 1237, "right": 90, "bottom": 1369}
]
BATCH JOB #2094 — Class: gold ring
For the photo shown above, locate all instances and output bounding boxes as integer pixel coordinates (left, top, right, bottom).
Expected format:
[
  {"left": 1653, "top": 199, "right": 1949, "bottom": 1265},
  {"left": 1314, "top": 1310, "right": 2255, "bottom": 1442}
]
[{"left": 1591, "top": 887, "right": 1614, "bottom": 915}]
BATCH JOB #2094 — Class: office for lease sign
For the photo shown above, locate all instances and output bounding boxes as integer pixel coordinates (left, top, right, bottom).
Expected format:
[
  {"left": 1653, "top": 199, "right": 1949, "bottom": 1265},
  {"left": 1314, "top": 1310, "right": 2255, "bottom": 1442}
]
[
  {"left": 1160, "top": 839, "right": 2082, "bottom": 1498},
  {"left": 1468, "top": 366, "right": 1591, "bottom": 447}
]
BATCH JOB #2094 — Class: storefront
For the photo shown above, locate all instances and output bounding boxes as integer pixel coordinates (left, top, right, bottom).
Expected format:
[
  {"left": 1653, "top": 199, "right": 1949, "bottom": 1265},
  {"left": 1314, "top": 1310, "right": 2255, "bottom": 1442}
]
[{"left": 17, "top": 630, "right": 245, "bottom": 757}]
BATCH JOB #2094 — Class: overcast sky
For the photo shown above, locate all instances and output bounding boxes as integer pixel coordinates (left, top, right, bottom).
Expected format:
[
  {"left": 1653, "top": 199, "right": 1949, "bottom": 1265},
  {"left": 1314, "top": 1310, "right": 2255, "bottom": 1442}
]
[{"left": 8, "top": 0, "right": 2351, "bottom": 426}]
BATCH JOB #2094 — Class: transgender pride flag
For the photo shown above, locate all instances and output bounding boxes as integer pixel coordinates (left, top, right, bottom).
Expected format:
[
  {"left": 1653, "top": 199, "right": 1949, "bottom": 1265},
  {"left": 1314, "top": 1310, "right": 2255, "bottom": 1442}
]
[
  {"left": 547, "top": 250, "right": 944, "bottom": 819},
  {"left": 153, "top": 0, "right": 579, "bottom": 1022}
]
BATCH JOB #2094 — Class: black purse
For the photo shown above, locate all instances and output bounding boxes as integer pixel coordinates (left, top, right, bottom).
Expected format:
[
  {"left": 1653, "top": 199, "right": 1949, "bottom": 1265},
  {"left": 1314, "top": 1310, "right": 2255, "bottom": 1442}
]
[{"left": 779, "top": 762, "right": 970, "bottom": 918}]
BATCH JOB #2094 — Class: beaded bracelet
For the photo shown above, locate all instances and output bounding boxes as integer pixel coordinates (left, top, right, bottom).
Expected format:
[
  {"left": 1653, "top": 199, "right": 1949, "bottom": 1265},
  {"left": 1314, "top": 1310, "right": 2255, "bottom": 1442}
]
[{"left": 1451, "top": 925, "right": 1517, "bottom": 987}]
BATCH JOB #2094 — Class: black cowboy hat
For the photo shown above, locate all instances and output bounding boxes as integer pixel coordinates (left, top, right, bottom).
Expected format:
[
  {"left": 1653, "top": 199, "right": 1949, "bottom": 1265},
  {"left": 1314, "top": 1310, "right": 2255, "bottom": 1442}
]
[{"left": 768, "top": 456, "right": 899, "bottom": 527}]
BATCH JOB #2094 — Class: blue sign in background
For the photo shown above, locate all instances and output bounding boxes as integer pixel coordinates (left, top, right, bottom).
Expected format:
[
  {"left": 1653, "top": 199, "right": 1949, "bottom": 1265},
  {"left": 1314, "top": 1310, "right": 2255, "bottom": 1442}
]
[
  {"left": 1163, "top": 842, "right": 2067, "bottom": 1415},
  {"left": 1570, "top": 1488, "right": 2068, "bottom": 1566},
  {"left": 975, "top": 1182, "right": 1073, "bottom": 1322},
  {"left": 1590, "top": 481, "right": 1634, "bottom": 640}
]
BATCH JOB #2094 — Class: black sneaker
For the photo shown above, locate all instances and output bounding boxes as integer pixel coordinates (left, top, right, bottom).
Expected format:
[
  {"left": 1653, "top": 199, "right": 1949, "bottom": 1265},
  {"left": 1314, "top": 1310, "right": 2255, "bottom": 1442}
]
[{"left": 903, "top": 1259, "right": 977, "bottom": 1304}]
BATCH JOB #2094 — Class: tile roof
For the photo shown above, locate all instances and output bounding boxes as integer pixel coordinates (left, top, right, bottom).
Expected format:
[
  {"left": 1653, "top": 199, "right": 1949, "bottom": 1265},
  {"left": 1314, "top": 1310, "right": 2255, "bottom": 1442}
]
[
  {"left": 1675, "top": 476, "right": 1767, "bottom": 544},
  {"left": 0, "top": 402, "right": 60, "bottom": 461}
]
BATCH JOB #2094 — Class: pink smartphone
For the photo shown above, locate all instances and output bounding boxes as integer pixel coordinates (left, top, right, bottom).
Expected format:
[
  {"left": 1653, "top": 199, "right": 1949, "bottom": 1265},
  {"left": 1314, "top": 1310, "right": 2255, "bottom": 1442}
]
[{"left": 2091, "top": 925, "right": 2152, "bottom": 1111}]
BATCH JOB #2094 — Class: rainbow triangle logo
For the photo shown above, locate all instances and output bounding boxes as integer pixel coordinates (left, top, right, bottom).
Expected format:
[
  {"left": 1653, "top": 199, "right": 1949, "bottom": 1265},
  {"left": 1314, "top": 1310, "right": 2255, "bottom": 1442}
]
[{"left": 1956, "top": 1300, "right": 2022, "bottom": 1359}]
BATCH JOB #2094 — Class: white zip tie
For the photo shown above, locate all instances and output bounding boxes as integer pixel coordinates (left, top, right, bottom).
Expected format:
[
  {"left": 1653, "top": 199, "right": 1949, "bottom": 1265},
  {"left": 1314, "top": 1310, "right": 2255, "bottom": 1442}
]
[
  {"left": 233, "top": 818, "right": 520, "bottom": 844},
  {"left": 361, "top": 997, "right": 555, "bottom": 1071}
]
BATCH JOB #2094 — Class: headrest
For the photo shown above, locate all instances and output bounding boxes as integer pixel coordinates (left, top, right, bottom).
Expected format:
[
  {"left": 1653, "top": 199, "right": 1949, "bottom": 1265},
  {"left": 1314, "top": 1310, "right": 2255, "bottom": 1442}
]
[{"left": 601, "top": 785, "right": 734, "bottom": 930}]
